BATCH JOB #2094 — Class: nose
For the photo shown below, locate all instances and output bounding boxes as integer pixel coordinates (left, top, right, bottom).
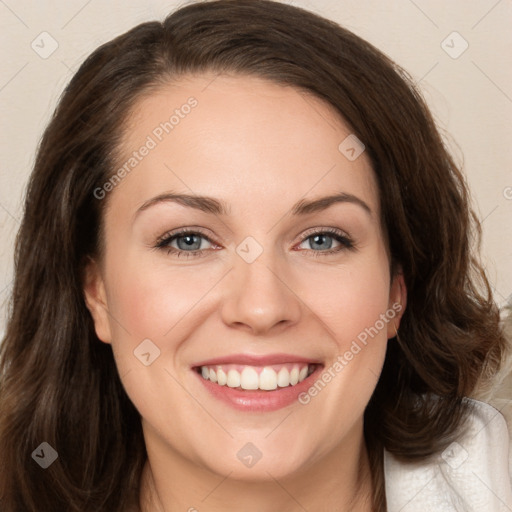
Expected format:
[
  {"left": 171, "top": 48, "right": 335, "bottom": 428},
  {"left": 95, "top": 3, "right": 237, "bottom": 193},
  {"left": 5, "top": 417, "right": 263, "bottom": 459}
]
[{"left": 220, "top": 249, "right": 302, "bottom": 336}]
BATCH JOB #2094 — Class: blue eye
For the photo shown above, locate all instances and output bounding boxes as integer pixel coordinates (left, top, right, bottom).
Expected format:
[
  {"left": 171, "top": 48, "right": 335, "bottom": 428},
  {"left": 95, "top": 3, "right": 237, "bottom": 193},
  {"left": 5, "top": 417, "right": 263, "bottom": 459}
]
[
  {"left": 155, "top": 230, "right": 215, "bottom": 258},
  {"left": 155, "top": 227, "right": 354, "bottom": 259},
  {"left": 172, "top": 233, "right": 209, "bottom": 251},
  {"left": 298, "top": 229, "right": 354, "bottom": 255},
  {"left": 303, "top": 233, "right": 338, "bottom": 250}
]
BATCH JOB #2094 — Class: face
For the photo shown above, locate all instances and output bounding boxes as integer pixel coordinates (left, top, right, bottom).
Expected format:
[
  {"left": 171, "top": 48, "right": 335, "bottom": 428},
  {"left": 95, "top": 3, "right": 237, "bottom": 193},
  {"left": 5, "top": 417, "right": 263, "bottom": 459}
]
[{"left": 85, "top": 74, "right": 405, "bottom": 482}]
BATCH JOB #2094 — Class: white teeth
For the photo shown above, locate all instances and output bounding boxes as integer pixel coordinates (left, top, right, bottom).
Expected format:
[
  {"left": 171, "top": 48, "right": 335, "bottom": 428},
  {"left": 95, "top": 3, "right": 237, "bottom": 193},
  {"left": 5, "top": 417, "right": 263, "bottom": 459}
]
[
  {"left": 277, "top": 367, "right": 290, "bottom": 387},
  {"left": 217, "top": 368, "right": 227, "bottom": 386},
  {"left": 290, "top": 367, "right": 299, "bottom": 385},
  {"left": 199, "top": 364, "right": 313, "bottom": 391},
  {"left": 227, "top": 369, "right": 241, "bottom": 388},
  {"left": 259, "top": 367, "right": 278, "bottom": 390},
  {"left": 240, "top": 367, "right": 259, "bottom": 390}
]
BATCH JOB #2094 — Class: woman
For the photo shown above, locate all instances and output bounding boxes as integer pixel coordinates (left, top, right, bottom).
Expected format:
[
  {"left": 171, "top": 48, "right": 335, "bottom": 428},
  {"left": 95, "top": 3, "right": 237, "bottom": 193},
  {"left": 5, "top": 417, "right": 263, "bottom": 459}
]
[{"left": 0, "top": 1, "right": 509, "bottom": 510}]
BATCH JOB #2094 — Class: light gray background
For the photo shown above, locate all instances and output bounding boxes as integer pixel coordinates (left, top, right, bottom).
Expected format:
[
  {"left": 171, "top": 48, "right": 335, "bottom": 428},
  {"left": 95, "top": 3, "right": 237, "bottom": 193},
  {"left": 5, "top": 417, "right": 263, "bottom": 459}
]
[{"left": 1, "top": 0, "right": 511, "bottom": 342}]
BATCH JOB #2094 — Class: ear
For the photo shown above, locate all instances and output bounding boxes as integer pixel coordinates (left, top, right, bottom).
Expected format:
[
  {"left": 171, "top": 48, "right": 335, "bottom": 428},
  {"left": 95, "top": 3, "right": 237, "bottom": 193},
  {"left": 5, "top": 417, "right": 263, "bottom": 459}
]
[
  {"left": 83, "top": 257, "right": 112, "bottom": 344},
  {"left": 387, "top": 271, "right": 407, "bottom": 339}
]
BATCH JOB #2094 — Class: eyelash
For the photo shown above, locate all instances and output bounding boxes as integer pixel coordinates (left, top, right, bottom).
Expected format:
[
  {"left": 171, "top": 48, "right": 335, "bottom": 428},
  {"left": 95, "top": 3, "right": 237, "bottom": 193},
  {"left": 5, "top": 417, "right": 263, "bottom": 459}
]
[
  {"left": 154, "top": 227, "right": 355, "bottom": 259},
  {"left": 154, "top": 229, "right": 217, "bottom": 259},
  {"left": 299, "top": 227, "right": 355, "bottom": 257}
]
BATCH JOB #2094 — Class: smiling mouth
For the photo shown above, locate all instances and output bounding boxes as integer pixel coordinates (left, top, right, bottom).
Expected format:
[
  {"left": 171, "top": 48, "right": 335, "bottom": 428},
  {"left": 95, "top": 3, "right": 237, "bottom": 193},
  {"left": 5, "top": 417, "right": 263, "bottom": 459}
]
[{"left": 195, "top": 363, "right": 319, "bottom": 391}]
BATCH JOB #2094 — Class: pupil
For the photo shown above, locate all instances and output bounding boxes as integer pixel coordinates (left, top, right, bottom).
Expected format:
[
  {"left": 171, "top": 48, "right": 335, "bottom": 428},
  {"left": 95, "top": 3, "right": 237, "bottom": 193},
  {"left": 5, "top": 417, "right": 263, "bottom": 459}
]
[
  {"left": 178, "top": 235, "right": 200, "bottom": 250},
  {"left": 312, "top": 234, "right": 331, "bottom": 250}
]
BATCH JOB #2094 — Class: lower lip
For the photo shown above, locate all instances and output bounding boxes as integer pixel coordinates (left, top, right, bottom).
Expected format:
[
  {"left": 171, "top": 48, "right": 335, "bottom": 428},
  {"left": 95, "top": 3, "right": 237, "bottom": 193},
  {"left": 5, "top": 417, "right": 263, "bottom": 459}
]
[{"left": 193, "top": 365, "right": 323, "bottom": 412}]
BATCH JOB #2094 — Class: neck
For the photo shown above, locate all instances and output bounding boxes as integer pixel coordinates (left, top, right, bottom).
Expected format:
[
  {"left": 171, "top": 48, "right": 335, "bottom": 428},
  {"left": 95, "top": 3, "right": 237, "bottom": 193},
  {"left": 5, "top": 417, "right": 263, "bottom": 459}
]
[{"left": 139, "top": 423, "right": 374, "bottom": 512}]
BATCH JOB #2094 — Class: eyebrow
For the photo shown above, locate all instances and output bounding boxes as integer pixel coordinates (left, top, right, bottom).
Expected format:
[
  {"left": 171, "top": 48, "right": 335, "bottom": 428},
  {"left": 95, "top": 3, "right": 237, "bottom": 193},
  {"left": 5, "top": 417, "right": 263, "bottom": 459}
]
[
  {"left": 137, "top": 192, "right": 229, "bottom": 216},
  {"left": 135, "top": 191, "right": 372, "bottom": 218},
  {"left": 291, "top": 193, "right": 372, "bottom": 216}
]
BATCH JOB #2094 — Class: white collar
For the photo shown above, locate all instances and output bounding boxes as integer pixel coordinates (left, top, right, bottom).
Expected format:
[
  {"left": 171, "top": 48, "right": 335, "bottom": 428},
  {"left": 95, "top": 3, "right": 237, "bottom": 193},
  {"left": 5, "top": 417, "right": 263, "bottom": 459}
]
[{"left": 384, "top": 398, "right": 512, "bottom": 511}]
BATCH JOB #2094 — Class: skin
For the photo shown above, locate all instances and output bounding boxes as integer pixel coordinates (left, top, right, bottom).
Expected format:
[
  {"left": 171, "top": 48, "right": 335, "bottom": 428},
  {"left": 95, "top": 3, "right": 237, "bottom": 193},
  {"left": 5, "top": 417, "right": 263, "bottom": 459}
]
[{"left": 84, "top": 74, "right": 406, "bottom": 512}]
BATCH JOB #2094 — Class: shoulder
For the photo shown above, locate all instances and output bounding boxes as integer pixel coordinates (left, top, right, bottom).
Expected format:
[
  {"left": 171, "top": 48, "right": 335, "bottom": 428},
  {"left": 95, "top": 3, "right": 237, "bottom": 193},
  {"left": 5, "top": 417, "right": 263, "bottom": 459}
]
[{"left": 384, "top": 398, "right": 512, "bottom": 511}]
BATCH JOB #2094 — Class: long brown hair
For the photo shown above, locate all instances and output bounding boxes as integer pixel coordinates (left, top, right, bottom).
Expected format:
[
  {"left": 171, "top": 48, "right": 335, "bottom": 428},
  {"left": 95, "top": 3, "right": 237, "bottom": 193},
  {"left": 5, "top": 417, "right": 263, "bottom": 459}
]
[{"left": 0, "top": 1, "right": 505, "bottom": 510}]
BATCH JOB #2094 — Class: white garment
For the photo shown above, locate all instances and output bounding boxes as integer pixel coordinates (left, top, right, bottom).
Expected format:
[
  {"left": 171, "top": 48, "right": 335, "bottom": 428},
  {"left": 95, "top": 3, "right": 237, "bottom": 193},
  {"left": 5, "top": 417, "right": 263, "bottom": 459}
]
[{"left": 384, "top": 399, "right": 512, "bottom": 511}]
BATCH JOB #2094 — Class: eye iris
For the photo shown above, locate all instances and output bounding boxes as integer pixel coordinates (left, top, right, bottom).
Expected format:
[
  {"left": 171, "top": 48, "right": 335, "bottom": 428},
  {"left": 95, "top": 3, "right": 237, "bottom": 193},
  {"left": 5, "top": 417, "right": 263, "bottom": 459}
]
[
  {"left": 310, "top": 234, "right": 332, "bottom": 250},
  {"left": 177, "top": 234, "right": 201, "bottom": 251}
]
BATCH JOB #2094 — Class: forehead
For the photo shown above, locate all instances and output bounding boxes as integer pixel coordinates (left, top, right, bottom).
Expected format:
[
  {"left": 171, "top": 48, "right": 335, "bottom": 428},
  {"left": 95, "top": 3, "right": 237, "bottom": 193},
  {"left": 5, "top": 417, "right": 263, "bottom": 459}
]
[{"left": 111, "top": 74, "right": 379, "bottom": 218}]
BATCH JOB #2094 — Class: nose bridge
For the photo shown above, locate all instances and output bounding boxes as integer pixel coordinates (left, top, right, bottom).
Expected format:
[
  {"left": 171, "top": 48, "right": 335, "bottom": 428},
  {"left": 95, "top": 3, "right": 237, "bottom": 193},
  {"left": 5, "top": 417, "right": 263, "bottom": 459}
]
[{"left": 220, "top": 237, "right": 301, "bottom": 333}]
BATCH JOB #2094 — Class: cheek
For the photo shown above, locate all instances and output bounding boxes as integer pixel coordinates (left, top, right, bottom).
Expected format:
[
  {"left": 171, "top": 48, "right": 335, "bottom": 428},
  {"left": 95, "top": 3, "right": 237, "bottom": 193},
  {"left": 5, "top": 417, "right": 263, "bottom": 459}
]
[
  {"left": 105, "top": 259, "right": 216, "bottom": 338},
  {"left": 103, "top": 248, "right": 229, "bottom": 372},
  {"left": 297, "top": 255, "right": 392, "bottom": 350}
]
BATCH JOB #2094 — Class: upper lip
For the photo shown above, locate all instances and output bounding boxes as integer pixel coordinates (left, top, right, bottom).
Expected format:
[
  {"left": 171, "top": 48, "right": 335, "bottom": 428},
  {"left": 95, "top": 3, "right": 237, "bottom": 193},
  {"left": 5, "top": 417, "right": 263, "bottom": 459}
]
[{"left": 193, "top": 353, "right": 323, "bottom": 367}]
